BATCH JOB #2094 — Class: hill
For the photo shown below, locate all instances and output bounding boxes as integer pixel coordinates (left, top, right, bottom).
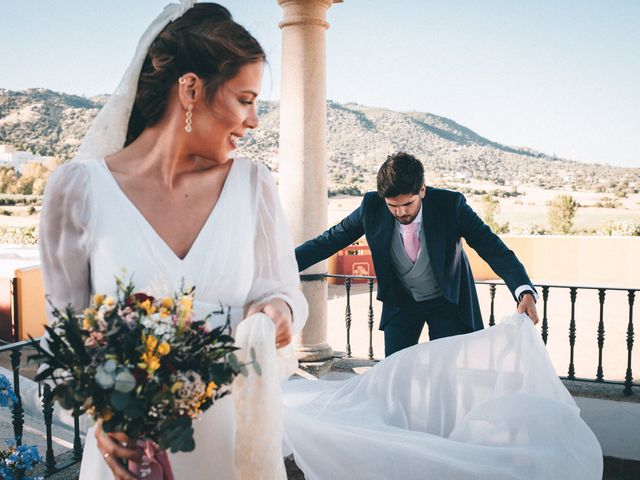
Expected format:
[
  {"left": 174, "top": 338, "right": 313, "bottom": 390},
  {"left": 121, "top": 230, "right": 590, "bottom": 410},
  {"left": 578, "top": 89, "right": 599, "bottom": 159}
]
[{"left": 1, "top": 88, "right": 638, "bottom": 195}]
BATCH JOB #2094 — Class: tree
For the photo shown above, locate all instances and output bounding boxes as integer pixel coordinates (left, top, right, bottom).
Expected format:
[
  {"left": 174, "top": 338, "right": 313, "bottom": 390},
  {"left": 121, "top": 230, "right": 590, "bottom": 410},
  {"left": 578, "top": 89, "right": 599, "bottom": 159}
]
[
  {"left": 15, "top": 176, "right": 35, "bottom": 195},
  {"left": 548, "top": 194, "right": 578, "bottom": 234},
  {"left": 32, "top": 178, "right": 47, "bottom": 196},
  {"left": 0, "top": 167, "right": 18, "bottom": 194},
  {"left": 481, "top": 194, "right": 509, "bottom": 234},
  {"left": 15, "top": 162, "right": 51, "bottom": 196}
]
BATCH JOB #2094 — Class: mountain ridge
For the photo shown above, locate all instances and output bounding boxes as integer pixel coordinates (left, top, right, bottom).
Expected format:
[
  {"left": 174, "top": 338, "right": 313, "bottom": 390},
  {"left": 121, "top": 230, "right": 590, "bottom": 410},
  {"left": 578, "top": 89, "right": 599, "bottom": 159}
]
[{"left": 1, "top": 88, "right": 637, "bottom": 194}]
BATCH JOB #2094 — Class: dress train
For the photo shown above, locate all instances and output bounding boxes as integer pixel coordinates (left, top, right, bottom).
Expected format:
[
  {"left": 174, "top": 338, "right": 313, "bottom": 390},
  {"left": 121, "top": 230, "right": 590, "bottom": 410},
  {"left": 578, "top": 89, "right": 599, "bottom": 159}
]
[{"left": 282, "top": 314, "right": 602, "bottom": 480}]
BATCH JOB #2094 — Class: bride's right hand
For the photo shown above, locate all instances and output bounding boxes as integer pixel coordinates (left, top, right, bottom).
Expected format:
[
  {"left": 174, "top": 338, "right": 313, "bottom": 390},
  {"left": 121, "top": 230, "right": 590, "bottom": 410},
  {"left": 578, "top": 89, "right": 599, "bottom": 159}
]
[{"left": 95, "top": 420, "right": 145, "bottom": 480}]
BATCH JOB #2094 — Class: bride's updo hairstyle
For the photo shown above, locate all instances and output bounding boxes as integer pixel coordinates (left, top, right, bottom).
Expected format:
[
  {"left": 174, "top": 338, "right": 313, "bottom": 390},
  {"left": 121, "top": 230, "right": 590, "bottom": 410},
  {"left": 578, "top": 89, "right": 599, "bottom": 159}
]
[{"left": 125, "top": 3, "right": 265, "bottom": 145}]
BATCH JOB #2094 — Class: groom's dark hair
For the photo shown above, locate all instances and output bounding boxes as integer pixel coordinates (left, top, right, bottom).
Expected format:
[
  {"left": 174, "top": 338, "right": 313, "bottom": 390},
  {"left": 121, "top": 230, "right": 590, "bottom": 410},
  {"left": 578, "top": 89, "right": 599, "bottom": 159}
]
[{"left": 376, "top": 152, "right": 425, "bottom": 198}]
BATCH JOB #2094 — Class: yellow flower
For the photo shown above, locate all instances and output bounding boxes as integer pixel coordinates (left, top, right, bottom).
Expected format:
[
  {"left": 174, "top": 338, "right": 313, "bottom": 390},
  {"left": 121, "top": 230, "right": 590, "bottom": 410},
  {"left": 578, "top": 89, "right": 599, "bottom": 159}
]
[
  {"left": 161, "top": 297, "right": 174, "bottom": 308},
  {"left": 145, "top": 335, "right": 159, "bottom": 352},
  {"left": 179, "top": 296, "right": 193, "bottom": 312},
  {"left": 171, "top": 382, "right": 184, "bottom": 394},
  {"left": 140, "top": 299, "right": 156, "bottom": 315},
  {"left": 93, "top": 294, "right": 105, "bottom": 306},
  {"left": 147, "top": 356, "right": 161, "bottom": 372},
  {"left": 82, "top": 308, "right": 95, "bottom": 329},
  {"left": 104, "top": 296, "right": 116, "bottom": 307},
  {"left": 206, "top": 381, "right": 218, "bottom": 398},
  {"left": 157, "top": 342, "right": 171, "bottom": 356},
  {"left": 159, "top": 307, "right": 170, "bottom": 318},
  {"left": 140, "top": 351, "right": 161, "bottom": 373},
  {"left": 101, "top": 408, "right": 113, "bottom": 421}
]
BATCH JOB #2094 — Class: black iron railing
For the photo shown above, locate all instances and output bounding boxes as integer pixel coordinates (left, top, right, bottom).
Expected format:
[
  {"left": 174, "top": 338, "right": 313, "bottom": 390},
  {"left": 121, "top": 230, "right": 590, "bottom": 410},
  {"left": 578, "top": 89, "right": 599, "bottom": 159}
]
[
  {"left": 322, "top": 274, "right": 377, "bottom": 360},
  {"left": 478, "top": 281, "right": 637, "bottom": 396},
  {"left": 0, "top": 339, "right": 83, "bottom": 476},
  {"left": 310, "top": 274, "right": 638, "bottom": 396}
]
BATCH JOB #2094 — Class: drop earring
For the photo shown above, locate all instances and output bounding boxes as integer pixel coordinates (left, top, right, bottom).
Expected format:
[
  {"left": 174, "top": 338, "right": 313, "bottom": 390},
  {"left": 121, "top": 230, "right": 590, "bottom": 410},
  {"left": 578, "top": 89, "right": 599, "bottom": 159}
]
[{"left": 185, "top": 104, "right": 193, "bottom": 133}]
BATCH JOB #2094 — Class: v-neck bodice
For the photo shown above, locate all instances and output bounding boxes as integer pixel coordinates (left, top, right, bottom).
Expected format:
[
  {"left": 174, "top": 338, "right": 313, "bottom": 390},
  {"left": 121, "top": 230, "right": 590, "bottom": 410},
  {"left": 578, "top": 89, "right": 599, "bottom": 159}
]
[
  {"left": 84, "top": 157, "right": 254, "bottom": 310},
  {"left": 98, "top": 158, "right": 236, "bottom": 263}
]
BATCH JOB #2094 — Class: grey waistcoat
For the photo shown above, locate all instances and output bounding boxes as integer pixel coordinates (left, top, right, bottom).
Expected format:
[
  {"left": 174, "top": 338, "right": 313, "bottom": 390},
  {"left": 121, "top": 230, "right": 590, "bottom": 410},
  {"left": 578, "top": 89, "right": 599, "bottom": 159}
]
[{"left": 390, "top": 223, "right": 442, "bottom": 302}]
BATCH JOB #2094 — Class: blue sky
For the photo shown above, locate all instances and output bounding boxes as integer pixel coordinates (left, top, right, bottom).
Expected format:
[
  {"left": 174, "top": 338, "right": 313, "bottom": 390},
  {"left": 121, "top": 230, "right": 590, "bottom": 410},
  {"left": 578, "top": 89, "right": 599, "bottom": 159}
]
[{"left": 1, "top": 1, "right": 638, "bottom": 168}]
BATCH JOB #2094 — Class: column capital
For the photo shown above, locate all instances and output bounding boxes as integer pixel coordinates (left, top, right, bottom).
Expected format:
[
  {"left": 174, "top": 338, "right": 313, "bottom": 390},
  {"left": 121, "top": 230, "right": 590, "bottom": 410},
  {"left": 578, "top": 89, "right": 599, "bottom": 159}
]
[{"left": 278, "top": 0, "right": 339, "bottom": 29}]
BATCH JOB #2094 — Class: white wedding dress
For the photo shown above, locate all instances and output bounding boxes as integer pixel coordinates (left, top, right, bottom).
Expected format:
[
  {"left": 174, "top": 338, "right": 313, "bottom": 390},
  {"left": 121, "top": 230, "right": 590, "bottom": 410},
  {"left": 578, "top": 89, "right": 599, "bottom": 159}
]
[
  {"left": 39, "top": 157, "right": 308, "bottom": 480},
  {"left": 282, "top": 313, "right": 603, "bottom": 480},
  {"left": 40, "top": 157, "right": 602, "bottom": 480}
]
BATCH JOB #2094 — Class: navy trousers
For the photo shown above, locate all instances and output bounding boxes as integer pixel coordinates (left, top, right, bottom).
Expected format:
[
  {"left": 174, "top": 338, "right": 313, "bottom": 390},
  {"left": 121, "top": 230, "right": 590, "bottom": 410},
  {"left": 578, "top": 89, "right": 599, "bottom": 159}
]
[{"left": 382, "top": 296, "right": 475, "bottom": 357}]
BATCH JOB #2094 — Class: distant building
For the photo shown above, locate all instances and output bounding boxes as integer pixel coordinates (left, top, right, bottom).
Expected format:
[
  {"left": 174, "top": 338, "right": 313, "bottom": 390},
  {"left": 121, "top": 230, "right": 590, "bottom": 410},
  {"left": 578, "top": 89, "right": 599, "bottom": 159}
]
[{"left": 0, "top": 144, "right": 52, "bottom": 174}]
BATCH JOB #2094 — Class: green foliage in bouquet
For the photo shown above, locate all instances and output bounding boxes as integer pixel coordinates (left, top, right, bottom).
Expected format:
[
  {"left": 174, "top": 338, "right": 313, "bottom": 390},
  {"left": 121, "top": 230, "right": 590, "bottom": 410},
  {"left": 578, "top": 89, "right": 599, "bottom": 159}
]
[{"left": 29, "top": 277, "right": 259, "bottom": 453}]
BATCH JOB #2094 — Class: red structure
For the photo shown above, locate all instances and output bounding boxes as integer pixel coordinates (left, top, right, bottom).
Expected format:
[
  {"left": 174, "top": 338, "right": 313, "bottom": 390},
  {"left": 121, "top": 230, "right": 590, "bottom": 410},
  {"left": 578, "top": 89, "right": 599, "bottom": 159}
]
[
  {"left": 328, "top": 238, "right": 377, "bottom": 285},
  {"left": 0, "top": 276, "right": 12, "bottom": 342}
]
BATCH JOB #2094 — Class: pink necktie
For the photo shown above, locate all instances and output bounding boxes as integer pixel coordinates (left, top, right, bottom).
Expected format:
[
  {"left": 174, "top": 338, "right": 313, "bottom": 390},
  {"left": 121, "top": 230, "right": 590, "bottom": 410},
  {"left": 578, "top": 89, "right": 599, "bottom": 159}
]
[{"left": 402, "top": 223, "right": 420, "bottom": 263}]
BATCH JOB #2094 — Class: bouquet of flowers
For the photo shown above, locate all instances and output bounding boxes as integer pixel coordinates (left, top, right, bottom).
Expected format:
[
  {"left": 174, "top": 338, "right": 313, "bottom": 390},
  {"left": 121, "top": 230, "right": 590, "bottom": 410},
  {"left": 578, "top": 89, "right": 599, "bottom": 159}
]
[
  {"left": 0, "top": 374, "right": 43, "bottom": 480},
  {"left": 29, "top": 277, "right": 258, "bottom": 478}
]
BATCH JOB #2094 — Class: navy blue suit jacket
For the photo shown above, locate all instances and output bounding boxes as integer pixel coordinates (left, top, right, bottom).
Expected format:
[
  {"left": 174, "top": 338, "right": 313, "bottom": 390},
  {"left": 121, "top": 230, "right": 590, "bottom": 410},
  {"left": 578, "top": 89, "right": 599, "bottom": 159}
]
[{"left": 295, "top": 188, "right": 534, "bottom": 331}]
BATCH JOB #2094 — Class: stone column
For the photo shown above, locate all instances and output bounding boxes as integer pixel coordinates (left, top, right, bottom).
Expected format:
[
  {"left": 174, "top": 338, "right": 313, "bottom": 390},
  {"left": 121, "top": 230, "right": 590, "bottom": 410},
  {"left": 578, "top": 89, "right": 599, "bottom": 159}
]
[{"left": 277, "top": 0, "right": 339, "bottom": 362}]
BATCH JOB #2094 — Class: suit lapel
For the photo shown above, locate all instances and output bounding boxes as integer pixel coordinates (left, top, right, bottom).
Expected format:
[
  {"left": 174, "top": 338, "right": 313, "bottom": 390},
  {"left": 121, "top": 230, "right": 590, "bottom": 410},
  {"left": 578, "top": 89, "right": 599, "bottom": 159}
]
[
  {"left": 371, "top": 205, "right": 394, "bottom": 264},
  {"left": 423, "top": 190, "right": 444, "bottom": 280},
  {"left": 365, "top": 199, "right": 395, "bottom": 282}
]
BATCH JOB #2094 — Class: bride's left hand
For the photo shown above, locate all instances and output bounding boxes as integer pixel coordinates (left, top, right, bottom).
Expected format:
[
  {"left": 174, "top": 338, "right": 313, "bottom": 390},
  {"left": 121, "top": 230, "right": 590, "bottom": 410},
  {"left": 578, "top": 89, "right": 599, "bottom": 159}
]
[{"left": 246, "top": 298, "right": 293, "bottom": 349}]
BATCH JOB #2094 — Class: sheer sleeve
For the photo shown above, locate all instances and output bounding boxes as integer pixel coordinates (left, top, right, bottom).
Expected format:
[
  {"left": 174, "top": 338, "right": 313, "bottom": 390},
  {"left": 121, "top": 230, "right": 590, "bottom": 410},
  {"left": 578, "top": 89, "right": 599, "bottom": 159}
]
[
  {"left": 247, "top": 163, "right": 308, "bottom": 336},
  {"left": 39, "top": 162, "right": 93, "bottom": 324}
]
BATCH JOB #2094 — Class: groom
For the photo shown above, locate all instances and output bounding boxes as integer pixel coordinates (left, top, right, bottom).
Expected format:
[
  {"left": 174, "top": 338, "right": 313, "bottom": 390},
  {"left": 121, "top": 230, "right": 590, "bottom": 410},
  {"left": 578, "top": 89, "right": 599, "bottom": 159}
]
[{"left": 295, "top": 152, "right": 539, "bottom": 356}]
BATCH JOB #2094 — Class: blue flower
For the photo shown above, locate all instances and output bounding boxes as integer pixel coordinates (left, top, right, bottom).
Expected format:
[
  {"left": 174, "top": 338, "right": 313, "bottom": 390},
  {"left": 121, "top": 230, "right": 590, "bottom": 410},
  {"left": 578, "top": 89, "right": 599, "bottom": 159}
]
[
  {"left": 0, "top": 374, "right": 18, "bottom": 408},
  {"left": 9, "top": 444, "right": 43, "bottom": 470},
  {"left": 0, "top": 442, "right": 43, "bottom": 479},
  {"left": 0, "top": 416, "right": 43, "bottom": 480}
]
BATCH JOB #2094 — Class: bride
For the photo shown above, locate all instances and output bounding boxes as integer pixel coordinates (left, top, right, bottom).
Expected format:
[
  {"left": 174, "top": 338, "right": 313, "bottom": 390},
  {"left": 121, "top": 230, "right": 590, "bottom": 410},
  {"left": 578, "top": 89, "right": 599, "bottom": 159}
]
[
  {"left": 39, "top": 1, "right": 602, "bottom": 479},
  {"left": 39, "top": 2, "right": 307, "bottom": 479}
]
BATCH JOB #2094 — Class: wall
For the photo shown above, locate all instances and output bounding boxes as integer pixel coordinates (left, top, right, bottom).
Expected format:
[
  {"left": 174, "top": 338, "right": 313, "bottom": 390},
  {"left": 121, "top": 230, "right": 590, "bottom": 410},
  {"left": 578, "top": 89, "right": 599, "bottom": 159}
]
[
  {"left": 15, "top": 265, "right": 46, "bottom": 339},
  {"left": 329, "top": 235, "right": 639, "bottom": 287},
  {"left": 466, "top": 235, "right": 640, "bottom": 287}
]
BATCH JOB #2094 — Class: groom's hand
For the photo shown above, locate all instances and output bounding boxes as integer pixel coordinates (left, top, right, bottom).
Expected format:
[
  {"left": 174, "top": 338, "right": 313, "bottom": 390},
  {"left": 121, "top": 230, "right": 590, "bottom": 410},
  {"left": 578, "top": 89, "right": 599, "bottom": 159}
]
[
  {"left": 246, "top": 298, "right": 294, "bottom": 349},
  {"left": 517, "top": 293, "right": 540, "bottom": 325}
]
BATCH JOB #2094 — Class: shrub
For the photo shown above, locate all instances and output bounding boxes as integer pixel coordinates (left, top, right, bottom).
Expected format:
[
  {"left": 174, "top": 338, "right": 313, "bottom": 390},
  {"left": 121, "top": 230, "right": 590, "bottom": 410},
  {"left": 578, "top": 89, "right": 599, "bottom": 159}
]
[
  {"left": 481, "top": 195, "right": 510, "bottom": 234},
  {"left": 594, "top": 197, "right": 622, "bottom": 209},
  {"left": 599, "top": 221, "right": 640, "bottom": 236},
  {"left": 0, "top": 226, "right": 38, "bottom": 245},
  {"left": 548, "top": 194, "right": 578, "bottom": 234}
]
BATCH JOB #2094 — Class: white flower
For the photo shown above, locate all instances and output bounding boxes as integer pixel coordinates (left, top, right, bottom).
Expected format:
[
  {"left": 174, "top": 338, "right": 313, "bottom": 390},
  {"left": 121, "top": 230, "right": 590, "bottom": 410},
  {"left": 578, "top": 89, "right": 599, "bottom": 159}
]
[
  {"left": 142, "top": 313, "right": 177, "bottom": 339},
  {"left": 172, "top": 371, "right": 207, "bottom": 417}
]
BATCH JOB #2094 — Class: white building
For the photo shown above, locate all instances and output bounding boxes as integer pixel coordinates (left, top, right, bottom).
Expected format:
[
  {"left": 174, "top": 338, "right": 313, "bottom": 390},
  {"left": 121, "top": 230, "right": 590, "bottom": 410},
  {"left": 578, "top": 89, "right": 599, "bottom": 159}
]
[{"left": 0, "top": 144, "right": 51, "bottom": 174}]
